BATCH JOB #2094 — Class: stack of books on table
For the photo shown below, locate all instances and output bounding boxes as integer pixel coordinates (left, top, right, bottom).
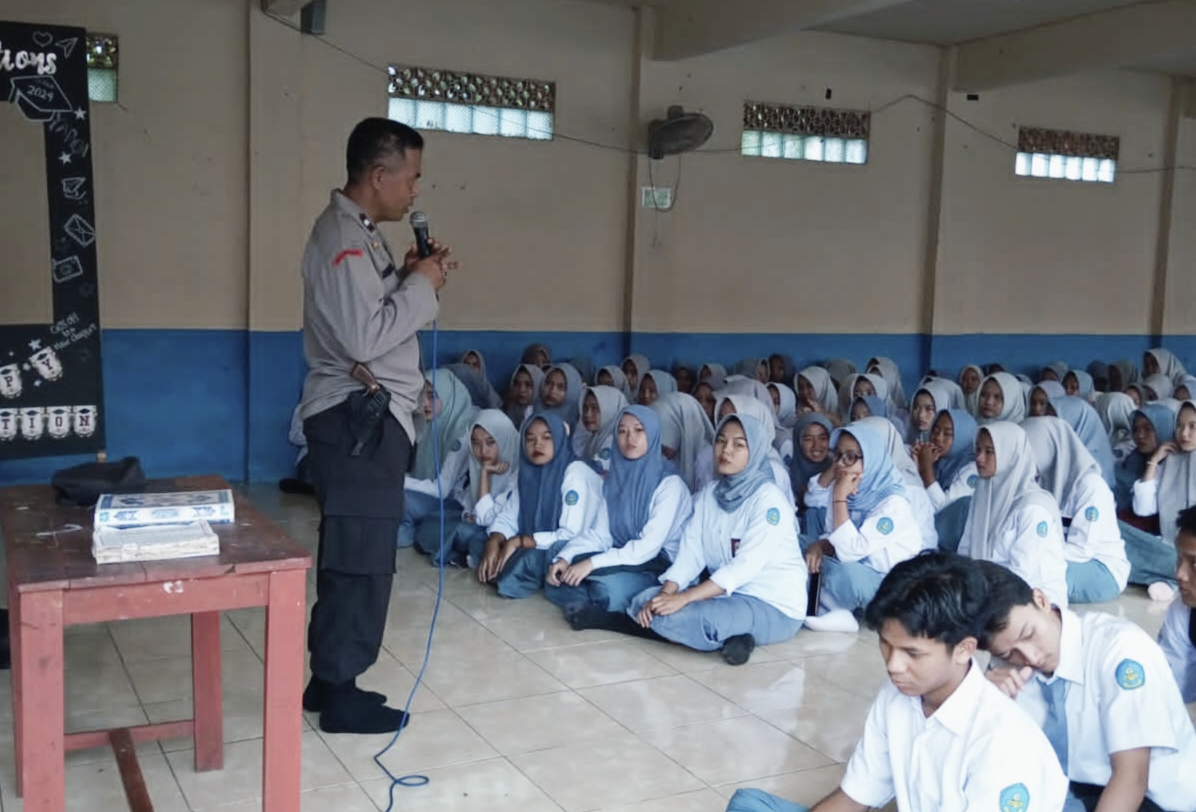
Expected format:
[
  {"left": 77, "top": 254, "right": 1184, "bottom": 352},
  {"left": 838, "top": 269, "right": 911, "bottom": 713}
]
[{"left": 90, "top": 489, "right": 234, "bottom": 564}]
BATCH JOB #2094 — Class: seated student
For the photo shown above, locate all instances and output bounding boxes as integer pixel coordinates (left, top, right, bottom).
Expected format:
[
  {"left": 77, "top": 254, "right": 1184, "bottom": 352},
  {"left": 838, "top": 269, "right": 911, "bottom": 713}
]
[
  {"left": 548, "top": 406, "right": 693, "bottom": 617},
  {"left": 1030, "top": 381, "right": 1067, "bottom": 417},
  {"left": 477, "top": 413, "right": 605, "bottom": 598},
  {"left": 622, "top": 354, "right": 651, "bottom": 396},
  {"left": 724, "top": 377, "right": 792, "bottom": 458},
  {"left": 699, "top": 362, "right": 728, "bottom": 385},
  {"left": 914, "top": 409, "right": 978, "bottom": 513},
  {"left": 1108, "top": 360, "right": 1138, "bottom": 394},
  {"left": 1098, "top": 392, "right": 1138, "bottom": 464},
  {"left": 1041, "top": 361, "right": 1070, "bottom": 383},
  {"left": 521, "top": 342, "right": 552, "bottom": 368},
  {"left": 1175, "top": 376, "right": 1196, "bottom": 402},
  {"left": 908, "top": 381, "right": 953, "bottom": 444},
  {"left": 1144, "top": 348, "right": 1186, "bottom": 385},
  {"left": 579, "top": 385, "right": 629, "bottom": 475},
  {"left": 979, "top": 562, "right": 1196, "bottom": 812},
  {"left": 504, "top": 363, "right": 543, "bottom": 428},
  {"left": 637, "top": 369, "right": 677, "bottom": 407},
  {"left": 790, "top": 414, "right": 834, "bottom": 520},
  {"left": 865, "top": 356, "right": 909, "bottom": 412},
  {"left": 802, "top": 424, "right": 923, "bottom": 633},
  {"left": 538, "top": 363, "right": 585, "bottom": 427},
  {"left": 458, "top": 349, "right": 503, "bottom": 407},
  {"left": 1158, "top": 506, "right": 1196, "bottom": 703},
  {"left": 623, "top": 414, "right": 807, "bottom": 665},
  {"left": 673, "top": 363, "right": 696, "bottom": 395},
  {"left": 714, "top": 394, "right": 795, "bottom": 510},
  {"left": 1021, "top": 417, "right": 1130, "bottom": 604},
  {"left": 768, "top": 381, "right": 798, "bottom": 433},
  {"left": 796, "top": 366, "right": 840, "bottom": 418},
  {"left": 428, "top": 409, "right": 519, "bottom": 569},
  {"left": 849, "top": 394, "right": 887, "bottom": 423},
  {"left": 958, "top": 422, "right": 1070, "bottom": 609},
  {"left": 977, "top": 372, "right": 1027, "bottom": 425},
  {"left": 1131, "top": 401, "right": 1196, "bottom": 602},
  {"left": 1142, "top": 374, "right": 1175, "bottom": 403},
  {"left": 1062, "top": 369, "right": 1097, "bottom": 404},
  {"left": 769, "top": 353, "right": 796, "bottom": 386},
  {"left": 596, "top": 364, "right": 632, "bottom": 400},
  {"left": 445, "top": 362, "right": 502, "bottom": 410},
  {"left": 399, "top": 371, "right": 476, "bottom": 549},
  {"left": 693, "top": 379, "right": 719, "bottom": 427},
  {"left": 1087, "top": 360, "right": 1110, "bottom": 393},
  {"left": 959, "top": 364, "right": 985, "bottom": 417},
  {"left": 823, "top": 357, "right": 856, "bottom": 390},
  {"left": 652, "top": 392, "right": 715, "bottom": 494},
  {"left": 1117, "top": 403, "right": 1175, "bottom": 508},
  {"left": 848, "top": 416, "right": 939, "bottom": 550},
  {"left": 727, "top": 551, "right": 1070, "bottom": 812},
  {"left": 735, "top": 357, "right": 771, "bottom": 384}
]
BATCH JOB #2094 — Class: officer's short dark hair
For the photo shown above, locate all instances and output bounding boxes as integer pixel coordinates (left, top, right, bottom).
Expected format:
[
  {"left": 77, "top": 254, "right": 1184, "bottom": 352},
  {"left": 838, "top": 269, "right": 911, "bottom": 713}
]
[
  {"left": 863, "top": 550, "right": 989, "bottom": 650},
  {"left": 1176, "top": 506, "right": 1196, "bottom": 541},
  {"left": 972, "top": 560, "right": 1036, "bottom": 649},
  {"left": 346, "top": 117, "right": 424, "bottom": 184}
]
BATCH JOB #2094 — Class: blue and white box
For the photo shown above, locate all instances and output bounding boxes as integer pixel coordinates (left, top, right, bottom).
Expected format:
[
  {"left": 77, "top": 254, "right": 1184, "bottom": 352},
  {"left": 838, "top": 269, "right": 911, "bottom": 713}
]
[{"left": 95, "top": 489, "right": 236, "bottom": 528}]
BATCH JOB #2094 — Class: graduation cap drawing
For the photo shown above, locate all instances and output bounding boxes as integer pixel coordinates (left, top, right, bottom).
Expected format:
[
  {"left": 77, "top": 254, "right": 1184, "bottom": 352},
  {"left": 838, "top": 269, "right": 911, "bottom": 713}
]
[{"left": 8, "top": 75, "right": 74, "bottom": 122}]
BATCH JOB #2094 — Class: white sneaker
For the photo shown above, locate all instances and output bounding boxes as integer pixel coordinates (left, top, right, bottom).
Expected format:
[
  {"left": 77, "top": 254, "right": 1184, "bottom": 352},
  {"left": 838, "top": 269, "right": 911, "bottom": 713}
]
[
  {"left": 803, "top": 609, "right": 860, "bottom": 633},
  {"left": 1147, "top": 582, "right": 1176, "bottom": 602}
]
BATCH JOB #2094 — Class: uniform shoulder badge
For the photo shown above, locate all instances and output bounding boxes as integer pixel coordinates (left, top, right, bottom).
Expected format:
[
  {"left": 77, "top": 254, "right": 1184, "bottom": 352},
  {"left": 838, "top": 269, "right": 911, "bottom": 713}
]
[
  {"left": 564, "top": 490, "right": 579, "bottom": 506},
  {"left": 766, "top": 507, "right": 780, "bottom": 526},
  {"left": 967, "top": 474, "right": 979, "bottom": 488},
  {"left": 1084, "top": 506, "right": 1099, "bottom": 522},
  {"left": 599, "top": 447, "right": 611, "bottom": 460},
  {"left": 451, "top": 439, "right": 462, "bottom": 452},
  {"left": 1115, "top": 658, "right": 1145, "bottom": 690},
  {"left": 877, "top": 517, "right": 894, "bottom": 535},
  {"left": 1036, "top": 521, "right": 1049, "bottom": 538},
  {"left": 999, "top": 783, "right": 1030, "bottom": 812}
]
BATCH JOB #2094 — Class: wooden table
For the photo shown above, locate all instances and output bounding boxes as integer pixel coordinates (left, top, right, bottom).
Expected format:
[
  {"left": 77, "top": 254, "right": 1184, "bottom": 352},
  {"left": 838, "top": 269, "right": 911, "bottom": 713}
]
[{"left": 2, "top": 475, "right": 312, "bottom": 812}]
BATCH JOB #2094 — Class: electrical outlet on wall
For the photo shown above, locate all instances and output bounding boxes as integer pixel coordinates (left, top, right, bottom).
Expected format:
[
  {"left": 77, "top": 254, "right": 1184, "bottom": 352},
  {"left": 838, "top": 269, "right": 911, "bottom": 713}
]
[{"left": 641, "top": 186, "right": 672, "bottom": 209}]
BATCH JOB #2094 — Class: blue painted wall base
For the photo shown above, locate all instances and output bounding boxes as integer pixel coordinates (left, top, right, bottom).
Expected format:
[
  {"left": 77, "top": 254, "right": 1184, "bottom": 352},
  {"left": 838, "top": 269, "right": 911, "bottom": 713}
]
[{"left": 0, "top": 327, "right": 1190, "bottom": 487}]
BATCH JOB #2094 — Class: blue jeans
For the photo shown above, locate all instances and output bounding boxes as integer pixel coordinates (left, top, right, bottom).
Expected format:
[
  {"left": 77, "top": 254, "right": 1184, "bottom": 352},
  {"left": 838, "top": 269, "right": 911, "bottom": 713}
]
[
  {"left": 1120, "top": 521, "right": 1178, "bottom": 588},
  {"left": 819, "top": 557, "right": 885, "bottom": 613},
  {"left": 726, "top": 788, "right": 808, "bottom": 812},
  {"left": 397, "top": 490, "right": 441, "bottom": 548},
  {"left": 495, "top": 539, "right": 568, "bottom": 599},
  {"left": 625, "top": 589, "right": 803, "bottom": 652},
  {"left": 1066, "top": 559, "right": 1122, "bottom": 603},
  {"left": 802, "top": 507, "right": 828, "bottom": 539},
  {"left": 935, "top": 496, "right": 972, "bottom": 554},
  {"left": 544, "top": 553, "right": 670, "bottom": 613},
  {"left": 420, "top": 520, "right": 486, "bottom": 567}
]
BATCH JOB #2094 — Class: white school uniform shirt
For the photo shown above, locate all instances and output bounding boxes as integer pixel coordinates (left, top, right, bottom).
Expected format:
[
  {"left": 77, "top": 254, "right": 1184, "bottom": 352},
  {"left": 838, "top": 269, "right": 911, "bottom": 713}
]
[
  {"left": 926, "top": 463, "right": 978, "bottom": 513},
  {"left": 1132, "top": 474, "right": 1161, "bottom": 517},
  {"left": 959, "top": 503, "right": 1070, "bottom": 610},
  {"left": 659, "top": 481, "right": 808, "bottom": 620},
  {"left": 462, "top": 477, "right": 519, "bottom": 532},
  {"left": 489, "top": 461, "right": 607, "bottom": 550},
  {"left": 693, "top": 441, "right": 715, "bottom": 494},
  {"left": 778, "top": 437, "right": 794, "bottom": 470},
  {"left": 405, "top": 427, "right": 472, "bottom": 502},
  {"left": 554, "top": 476, "right": 693, "bottom": 569},
  {"left": 840, "top": 661, "right": 1069, "bottom": 812},
  {"left": 696, "top": 446, "right": 795, "bottom": 513},
  {"left": 824, "top": 494, "right": 923, "bottom": 576},
  {"left": 806, "top": 475, "right": 936, "bottom": 552},
  {"left": 1008, "top": 608, "right": 1196, "bottom": 811},
  {"left": 1158, "top": 597, "right": 1196, "bottom": 703},
  {"left": 1057, "top": 470, "right": 1130, "bottom": 591}
]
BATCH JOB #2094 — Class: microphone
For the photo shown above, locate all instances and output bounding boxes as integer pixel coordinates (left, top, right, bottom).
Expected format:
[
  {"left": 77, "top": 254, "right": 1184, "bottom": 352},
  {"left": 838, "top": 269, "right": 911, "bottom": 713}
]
[{"left": 409, "top": 211, "right": 433, "bottom": 259}]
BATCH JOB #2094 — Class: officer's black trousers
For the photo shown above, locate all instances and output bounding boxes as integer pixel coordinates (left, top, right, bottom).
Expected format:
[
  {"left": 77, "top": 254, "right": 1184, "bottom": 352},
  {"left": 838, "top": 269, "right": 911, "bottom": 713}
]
[{"left": 303, "top": 400, "right": 410, "bottom": 686}]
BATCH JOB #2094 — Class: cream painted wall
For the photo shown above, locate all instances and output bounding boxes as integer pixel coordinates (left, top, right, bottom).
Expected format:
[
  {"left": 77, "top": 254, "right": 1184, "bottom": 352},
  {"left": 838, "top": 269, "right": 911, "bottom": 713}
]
[
  {"left": 630, "top": 30, "right": 941, "bottom": 334},
  {"left": 933, "top": 68, "right": 1171, "bottom": 336},
  {"left": 1162, "top": 114, "right": 1196, "bottom": 334},
  {"left": 0, "top": 0, "right": 249, "bottom": 330}
]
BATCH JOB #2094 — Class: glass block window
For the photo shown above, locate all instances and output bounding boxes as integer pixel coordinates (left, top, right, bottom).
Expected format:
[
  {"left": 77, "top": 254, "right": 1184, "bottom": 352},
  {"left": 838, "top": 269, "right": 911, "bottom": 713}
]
[
  {"left": 1015, "top": 126, "right": 1118, "bottom": 184},
  {"left": 741, "top": 101, "right": 869, "bottom": 164},
  {"left": 86, "top": 33, "right": 118, "bottom": 103},
  {"left": 387, "top": 65, "right": 554, "bottom": 141}
]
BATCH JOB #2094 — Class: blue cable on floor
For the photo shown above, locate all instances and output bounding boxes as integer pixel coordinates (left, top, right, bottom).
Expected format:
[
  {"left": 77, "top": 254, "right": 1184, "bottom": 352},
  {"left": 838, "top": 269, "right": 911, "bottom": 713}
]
[{"left": 372, "top": 317, "right": 446, "bottom": 812}]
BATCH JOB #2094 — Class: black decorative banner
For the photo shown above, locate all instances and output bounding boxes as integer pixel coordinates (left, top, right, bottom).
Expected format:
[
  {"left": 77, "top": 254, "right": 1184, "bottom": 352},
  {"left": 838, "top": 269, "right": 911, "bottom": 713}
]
[{"left": 0, "top": 21, "right": 105, "bottom": 458}]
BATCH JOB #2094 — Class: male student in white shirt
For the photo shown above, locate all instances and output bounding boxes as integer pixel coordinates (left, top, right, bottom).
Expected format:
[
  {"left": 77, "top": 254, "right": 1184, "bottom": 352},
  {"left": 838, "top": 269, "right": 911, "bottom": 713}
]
[
  {"left": 980, "top": 560, "right": 1196, "bottom": 812},
  {"left": 1158, "top": 505, "right": 1196, "bottom": 704},
  {"left": 727, "top": 550, "right": 1068, "bottom": 812}
]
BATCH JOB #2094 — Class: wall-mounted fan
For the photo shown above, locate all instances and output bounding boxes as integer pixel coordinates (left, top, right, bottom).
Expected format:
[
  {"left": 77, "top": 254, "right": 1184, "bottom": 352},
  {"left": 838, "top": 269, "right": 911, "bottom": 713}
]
[{"left": 647, "top": 105, "right": 714, "bottom": 159}]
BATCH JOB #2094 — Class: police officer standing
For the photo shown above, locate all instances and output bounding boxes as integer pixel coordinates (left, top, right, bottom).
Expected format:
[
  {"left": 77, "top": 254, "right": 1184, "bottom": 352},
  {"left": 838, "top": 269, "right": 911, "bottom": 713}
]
[{"left": 298, "top": 118, "right": 455, "bottom": 734}]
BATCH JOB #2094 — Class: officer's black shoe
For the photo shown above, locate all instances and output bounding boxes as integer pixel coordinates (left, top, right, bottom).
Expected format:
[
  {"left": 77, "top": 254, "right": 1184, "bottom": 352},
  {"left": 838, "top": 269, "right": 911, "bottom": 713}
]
[
  {"left": 319, "top": 686, "right": 411, "bottom": 735},
  {"left": 303, "top": 675, "right": 385, "bottom": 714}
]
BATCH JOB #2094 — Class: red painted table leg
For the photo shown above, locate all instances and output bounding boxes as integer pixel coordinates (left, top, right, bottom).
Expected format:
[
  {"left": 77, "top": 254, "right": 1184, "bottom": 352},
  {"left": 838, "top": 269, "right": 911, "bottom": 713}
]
[
  {"left": 8, "top": 583, "right": 23, "bottom": 798},
  {"left": 191, "top": 611, "right": 224, "bottom": 771},
  {"left": 261, "top": 570, "right": 306, "bottom": 812},
  {"left": 17, "top": 590, "right": 65, "bottom": 812}
]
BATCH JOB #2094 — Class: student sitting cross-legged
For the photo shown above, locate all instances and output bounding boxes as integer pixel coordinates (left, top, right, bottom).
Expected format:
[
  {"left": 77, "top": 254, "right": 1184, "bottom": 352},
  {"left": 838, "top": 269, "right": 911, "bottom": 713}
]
[
  {"left": 616, "top": 413, "right": 808, "bottom": 665},
  {"left": 726, "top": 550, "right": 1069, "bottom": 812},
  {"left": 978, "top": 560, "right": 1196, "bottom": 812},
  {"left": 1156, "top": 505, "right": 1196, "bottom": 704}
]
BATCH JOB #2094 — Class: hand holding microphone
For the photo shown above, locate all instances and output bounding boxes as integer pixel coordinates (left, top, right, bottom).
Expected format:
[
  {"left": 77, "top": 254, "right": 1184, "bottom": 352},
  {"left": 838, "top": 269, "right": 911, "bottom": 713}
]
[{"left": 405, "top": 211, "right": 459, "bottom": 292}]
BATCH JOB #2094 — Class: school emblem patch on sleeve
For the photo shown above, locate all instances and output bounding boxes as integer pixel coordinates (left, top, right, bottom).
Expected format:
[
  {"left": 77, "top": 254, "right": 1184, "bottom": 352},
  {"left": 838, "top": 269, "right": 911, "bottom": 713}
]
[
  {"left": 999, "top": 783, "right": 1030, "bottom": 812},
  {"left": 599, "top": 447, "right": 611, "bottom": 460},
  {"left": 452, "top": 439, "right": 462, "bottom": 452},
  {"left": 766, "top": 507, "right": 780, "bottom": 526},
  {"left": 877, "top": 517, "right": 894, "bottom": 535},
  {"left": 1115, "top": 658, "right": 1145, "bottom": 690},
  {"left": 1036, "top": 521, "right": 1049, "bottom": 538},
  {"left": 967, "top": 474, "right": 979, "bottom": 488},
  {"left": 564, "top": 490, "right": 579, "bottom": 506},
  {"left": 1084, "top": 506, "right": 1099, "bottom": 522}
]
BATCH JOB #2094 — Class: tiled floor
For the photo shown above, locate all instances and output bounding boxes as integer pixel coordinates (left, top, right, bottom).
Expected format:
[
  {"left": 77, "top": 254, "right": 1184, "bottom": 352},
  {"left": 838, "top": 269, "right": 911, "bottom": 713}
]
[{"left": 0, "top": 483, "right": 1191, "bottom": 811}]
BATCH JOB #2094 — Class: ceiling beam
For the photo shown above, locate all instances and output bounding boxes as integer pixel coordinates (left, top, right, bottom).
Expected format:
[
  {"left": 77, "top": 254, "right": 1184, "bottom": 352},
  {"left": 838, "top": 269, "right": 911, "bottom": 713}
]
[
  {"left": 260, "top": 0, "right": 307, "bottom": 17},
  {"left": 954, "top": 0, "right": 1196, "bottom": 93},
  {"left": 653, "top": 0, "right": 915, "bottom": 61}
]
